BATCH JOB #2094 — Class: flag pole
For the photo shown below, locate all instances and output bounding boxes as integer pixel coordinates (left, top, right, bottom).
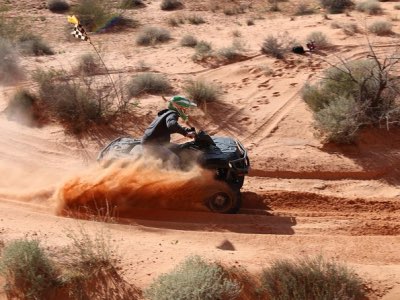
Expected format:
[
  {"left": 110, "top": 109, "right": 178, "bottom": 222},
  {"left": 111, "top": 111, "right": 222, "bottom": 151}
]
[
  {"left": 68, "top": 16, "right": 121, "bottom": 105},
  {"left": 87, "top": 39, "right": 122, "bottom": 105}
]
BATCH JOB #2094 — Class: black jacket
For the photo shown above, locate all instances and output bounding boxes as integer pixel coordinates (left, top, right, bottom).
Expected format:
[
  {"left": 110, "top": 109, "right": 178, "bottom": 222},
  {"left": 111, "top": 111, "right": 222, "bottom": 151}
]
[{"left": 141, "top": 109, "right": 191, "bottom": 145}]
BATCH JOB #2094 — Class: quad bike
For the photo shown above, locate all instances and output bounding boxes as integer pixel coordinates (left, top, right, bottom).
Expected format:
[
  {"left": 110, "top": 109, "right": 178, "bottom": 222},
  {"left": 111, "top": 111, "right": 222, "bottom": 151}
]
[{"left": 97, "top": 130, "right": 250, "bottom": 213}]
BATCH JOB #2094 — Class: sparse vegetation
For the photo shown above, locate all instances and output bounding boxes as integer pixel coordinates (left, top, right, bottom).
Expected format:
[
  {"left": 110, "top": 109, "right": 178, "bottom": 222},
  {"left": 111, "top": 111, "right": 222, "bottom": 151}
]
[
  {"left": 72, "top": 0, "right": 113, "bottom": 31},
  {"left": 356, "top": 0, "right": 382, "bottom": 15},
  {"left": 192, "top": 40, "right": 213, "bottom": 61},
  {"left": 127, "top": 72, "right": 172, "bottom": 97},
  {"left": 306, "top": 31, "right": 330, "bottom": 49},
  {"left": 0, "top": 38, "right": 23, "bottom": 84},
  {"left": 184, "top": 79, "right": 220, "bottom": 107},
  {"left": 4, "top": 89, "right": 41, "bottom": 126},
  {"left": 120, "top": 0, "right": 145, "bottom": 9},
  {"left": 303, "top": 56, "right": 400, "bottom": 143},
  {"left": 186, "top": 14, "right": 206, "bottom": 25},
  {"left": 32, "top": 68, "right": 130, "bottom": 134},
  {"left": 369, "top": 20, "right": 392, "bottom": 35},
  {"left": 160, "top": 0, "right": 182, "bottom": 11},
  {"left": 260, "top": 256, "right": 365, "bottom": 300},
  {"left": 146, "top": 255, "right": 241, "bottom": 300},
  {"left": 295, "top": 3, "right": 315, "bottom": 15},
  {"left": 0, "top": 239, "right": 57, "bottom": 300},
  {"left": 76, "top": 53, "right": 102, "bottom": 75},
  {"left": 181, "top": 34, "right": 198, "bottom": 47},
  {"left": 136, "top": 26, "right": 171, "bottom": 46},
  {"left": 47, "top": 0, "right": 70, "bottom": 13},
  {"left": 18, "top": 33, "right": 54, "bottom": 56},
  {"left": 261, "top": 33, "right": 297, "bottom": 59},
  {"left": 320, "top": 0, "right": 353, "bottom": 14}
]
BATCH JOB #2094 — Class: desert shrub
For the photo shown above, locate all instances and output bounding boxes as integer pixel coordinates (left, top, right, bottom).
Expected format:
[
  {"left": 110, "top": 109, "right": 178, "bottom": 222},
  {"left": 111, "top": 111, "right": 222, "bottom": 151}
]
[
  {"left": 0, "top": 38, "right": 23, "bottom": 84},
  {"left": 306, "top": 31, "right": 330, "bottom": 48},
  {"left": 369, "top": 20, "right": 392, "bottom": 35},
  {"left": 315, "top": 96, "right": 363, "bottom": 143},
  {"left": 136, "top": 26, "right": 171, "bottom": 46},
  {"left": 192, "top": 40, "right": 213, "bottom": 61},
  {"left": 260, "top": 256, "right": 365, "bottom": 300},
  {"left": 303, "top": 59, "right": 399, "bottom": 142},
  {"left": 47, "top": 0, "right": 70, "bottom": 13},
  {"left": 184, "top": 79, "right": 219, "bottom": 106},
  {"left": 72, "top": 0, "right": 112, "bottom": 31},
  {"left": 32, "top": 69, "right": 129, "bottom": 134},
  {"left": 342, "top": 22, "right": 359, "bottom": 35},
  {"left": 295, "top": 3, "right": 315, "bottom": 15},
  {"left": 120, "top": 0, "right": 145, "bottom": 9},
  {"left": 223, "top": 5, "right": 246, "bottom": 15},
  {"left": 246, "top": 18, "right": 255, "bottom": 26},
  {"left": 261, "top": 33, "right": 297, "bottom": 59},
  {"left": 160, "top": 0, "right": 182, "bottom": 11},
  {"left": 127, "top": 72, "right": 172, "bottom": 97},
  {"left": 18, "top": 33, "right": 54, "bottom": 56},
  {"left": 261, "top": 35, "right": 285, "bottom": 58},
  {"left": 395, "top": 4, "right": 400, "bottom": 10},
  {"left": 187, "top": 14, "right": 206, "bottom": 25},
  {"left": 181, "top": 34, "right": 198, "bottom": 47},
  {"left": 76, "top": 53, "right": 102, "bottom": 75},
  {"left": 356, "top": 0, "right": 382, "bottom": 15},
  {"left": 320, "top": 0, "right": 353, "bottom": 13},
  {"left": 0, "top": 15, "right": 23, "bottom": 41},
  {"left": 0, "top": 239, "right": 56, "bottom": 300},
  {"left": 4, "top": 89, "right": 42, "bottom": 126},
  {"left": 146, "top": 256, "right": 241, "bottom": 300}
]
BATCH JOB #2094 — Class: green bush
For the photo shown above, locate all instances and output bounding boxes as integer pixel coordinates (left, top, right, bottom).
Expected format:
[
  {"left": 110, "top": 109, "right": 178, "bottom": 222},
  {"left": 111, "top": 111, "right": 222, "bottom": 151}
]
[
  {"left": 18, "top": 33, "right": 54, "bottom": 56},
  {"left": 315, "top": 96, "right": 362, "bottom": 143},
  {"left": 356, "top": 0, "right": 382, "bottom": 15},
  {"left": 0, "top": 239, "right": 56, "bottom": 300},
  {"left": 261, "top": 256, "right": 365, "bottom": 300},
  {"left": 127, "top": 72, "right": 172, "bottom": 97},
  {"left": 303, "top": 59, "right": 398, "bottom": 142},
  {"left": 136, "top": 26, "right": 171, "bottom": 46},
  {"left": 0, "top": 38, "right": 23, "bottom": 84},
  {"left": 184, "top": 79, "right": 219, "bottom": 106},
  {"left": 146, "top": 256, "right": 241, "bottom": 300},
  {"left": 47, "top": 0, "right": 70, "bottom": 13},
  {"left": 180, "top": 34, "right": 198, "bottom": 47},
  {"left": 369, "top": 20, "right": 392, "bottom": 35},
  {"left": 160, "top": 0, "right": 182, "bottom": 11},
  {"left": 320, "top": 0, "right": 353, "bottom": 13}
]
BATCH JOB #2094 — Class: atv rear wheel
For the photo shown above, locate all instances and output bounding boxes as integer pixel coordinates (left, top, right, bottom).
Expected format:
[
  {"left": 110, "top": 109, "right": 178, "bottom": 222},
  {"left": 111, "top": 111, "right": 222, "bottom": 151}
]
[{"left": 207, "top": 191, "right": 241, "bottom": 214}]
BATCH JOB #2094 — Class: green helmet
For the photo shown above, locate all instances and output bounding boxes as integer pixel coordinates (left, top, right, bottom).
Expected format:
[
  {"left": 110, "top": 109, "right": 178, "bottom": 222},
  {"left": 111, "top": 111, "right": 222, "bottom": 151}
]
[{"left": 168, "top": 95, "right": 197, "bottom": 121}]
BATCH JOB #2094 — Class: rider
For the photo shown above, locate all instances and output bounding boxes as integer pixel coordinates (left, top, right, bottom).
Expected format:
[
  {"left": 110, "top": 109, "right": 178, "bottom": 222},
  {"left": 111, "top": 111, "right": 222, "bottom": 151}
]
[{"left": 140, "top": 95, "right": 197, "bottom": 165}]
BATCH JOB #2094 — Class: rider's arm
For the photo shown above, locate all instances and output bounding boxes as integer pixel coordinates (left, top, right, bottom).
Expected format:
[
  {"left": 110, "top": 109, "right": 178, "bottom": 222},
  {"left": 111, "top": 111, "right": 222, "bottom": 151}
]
[{"left": 166, "top": 113, "right": 191, "bottom": 136}]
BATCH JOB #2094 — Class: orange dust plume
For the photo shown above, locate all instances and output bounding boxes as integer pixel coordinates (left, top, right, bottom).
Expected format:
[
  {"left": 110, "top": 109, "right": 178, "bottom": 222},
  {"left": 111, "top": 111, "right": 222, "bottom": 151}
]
[{"left": 55, "top": 157, "right": 232, "bottom": 218}]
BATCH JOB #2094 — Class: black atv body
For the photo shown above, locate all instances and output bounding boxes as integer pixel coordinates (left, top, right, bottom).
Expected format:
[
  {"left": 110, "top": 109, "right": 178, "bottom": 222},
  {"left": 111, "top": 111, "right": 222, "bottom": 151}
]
[{"left": 97, "top": 131, "right": 250, "bottom": 213}]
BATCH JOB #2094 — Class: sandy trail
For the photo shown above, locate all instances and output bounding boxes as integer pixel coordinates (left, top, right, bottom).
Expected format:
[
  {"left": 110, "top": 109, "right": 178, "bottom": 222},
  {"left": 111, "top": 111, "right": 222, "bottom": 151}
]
[{"left": 1, "top": 0, "right": 400, "bottom": 298}]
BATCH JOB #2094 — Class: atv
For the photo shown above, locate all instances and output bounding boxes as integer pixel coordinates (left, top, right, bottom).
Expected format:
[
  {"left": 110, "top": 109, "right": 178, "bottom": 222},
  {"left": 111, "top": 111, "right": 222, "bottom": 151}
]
[{"left": 97, "top": 130, "right": 250, "bottom": 214}]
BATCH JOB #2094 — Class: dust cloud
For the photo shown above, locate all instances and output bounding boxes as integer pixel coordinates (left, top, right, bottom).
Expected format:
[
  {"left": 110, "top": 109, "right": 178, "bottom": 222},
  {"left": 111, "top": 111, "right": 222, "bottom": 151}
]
[{"left": 55, "top": 157, "right": 231, "bottom": 217}]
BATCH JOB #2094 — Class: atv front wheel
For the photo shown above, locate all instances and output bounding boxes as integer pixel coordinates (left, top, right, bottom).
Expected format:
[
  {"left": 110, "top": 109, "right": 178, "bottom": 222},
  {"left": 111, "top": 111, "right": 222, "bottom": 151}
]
[{"left": 207, "top": 191, "right": 241, "bottom": 214}]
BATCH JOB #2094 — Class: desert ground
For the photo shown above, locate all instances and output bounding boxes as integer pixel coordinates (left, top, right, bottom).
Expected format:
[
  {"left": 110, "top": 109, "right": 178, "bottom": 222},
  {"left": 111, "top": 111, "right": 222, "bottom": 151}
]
[{"left": 0, "top": 0, "right": 400, "bottom": 299}]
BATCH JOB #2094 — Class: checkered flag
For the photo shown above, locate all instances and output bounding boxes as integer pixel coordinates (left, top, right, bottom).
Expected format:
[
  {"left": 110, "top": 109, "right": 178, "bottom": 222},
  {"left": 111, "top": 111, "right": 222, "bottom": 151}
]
[{"left": 71, "top": 24, "right": 88, "bottom": 41}]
